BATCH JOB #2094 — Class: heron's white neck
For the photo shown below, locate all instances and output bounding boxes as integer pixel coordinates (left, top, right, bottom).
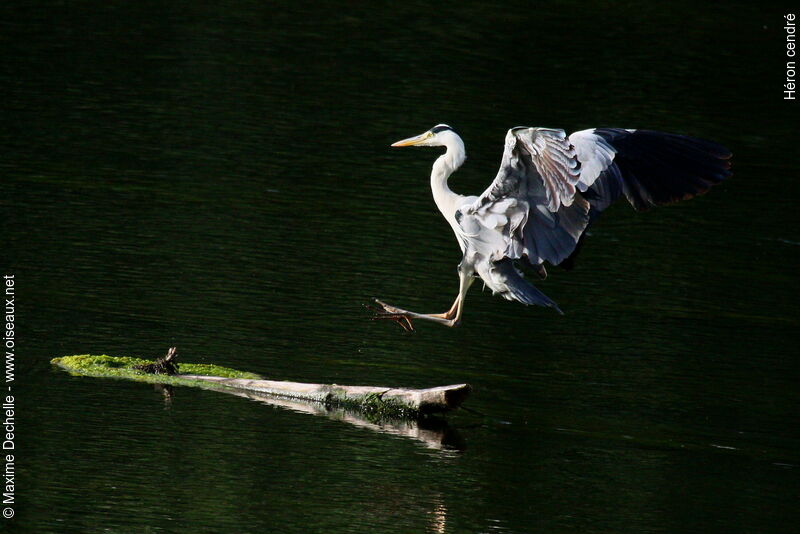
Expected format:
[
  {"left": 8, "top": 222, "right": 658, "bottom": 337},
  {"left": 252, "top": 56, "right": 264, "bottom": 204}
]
[{"left": 430, "top": 133, "right": 466, "bottom": 219}]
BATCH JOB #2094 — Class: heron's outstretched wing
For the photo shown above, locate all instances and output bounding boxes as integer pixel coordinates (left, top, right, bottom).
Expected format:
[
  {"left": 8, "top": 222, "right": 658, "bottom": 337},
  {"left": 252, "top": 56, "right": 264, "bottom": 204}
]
[
  {"left": 458, "top": 127, "right": 590, "bottom": 267},
  {"left": 569, "top": 128, "right": 732, "bottom": 214},
  {"left": 557, "top": 128, "right": 732, "bottom": 269}
]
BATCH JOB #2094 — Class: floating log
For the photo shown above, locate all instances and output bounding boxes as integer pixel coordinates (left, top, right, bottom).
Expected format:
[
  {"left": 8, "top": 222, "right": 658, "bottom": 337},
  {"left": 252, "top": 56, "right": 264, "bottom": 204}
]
[
  {"left": 51, "top": 354, "right": 471, "bottom": 419},
  {"left": 182, "top": 375, "right": 471, "bottom": 415}
]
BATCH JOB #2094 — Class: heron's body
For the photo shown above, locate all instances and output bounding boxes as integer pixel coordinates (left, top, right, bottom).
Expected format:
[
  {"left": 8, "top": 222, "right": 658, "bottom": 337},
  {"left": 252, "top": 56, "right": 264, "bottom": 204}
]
[{"left": 373, "top": 124, "right": 732, "bottom": 330}]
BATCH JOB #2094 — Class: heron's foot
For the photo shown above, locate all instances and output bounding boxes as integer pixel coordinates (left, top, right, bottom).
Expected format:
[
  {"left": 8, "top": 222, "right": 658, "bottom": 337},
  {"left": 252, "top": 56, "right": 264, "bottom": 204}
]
[{"left": 367, "top": 299, "right": 416, "bottom": 332}]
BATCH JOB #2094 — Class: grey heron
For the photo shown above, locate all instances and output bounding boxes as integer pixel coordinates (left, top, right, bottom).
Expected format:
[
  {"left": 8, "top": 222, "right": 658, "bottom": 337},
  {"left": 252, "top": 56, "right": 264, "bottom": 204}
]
[{"left": 372, "top": 124, "right": 731, "bottom": 331}]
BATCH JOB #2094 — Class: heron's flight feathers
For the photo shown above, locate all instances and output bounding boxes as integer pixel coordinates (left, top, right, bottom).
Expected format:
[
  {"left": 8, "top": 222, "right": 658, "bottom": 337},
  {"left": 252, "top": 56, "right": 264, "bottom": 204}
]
[{"left": 572, "top": 128, "right": 732, "bottom": 212}]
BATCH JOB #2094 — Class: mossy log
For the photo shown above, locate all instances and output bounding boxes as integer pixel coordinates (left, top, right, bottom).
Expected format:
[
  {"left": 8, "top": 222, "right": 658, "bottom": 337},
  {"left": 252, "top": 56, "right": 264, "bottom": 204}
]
[{"left": 51, "top": 355, "right": 471, "bottom": 419}]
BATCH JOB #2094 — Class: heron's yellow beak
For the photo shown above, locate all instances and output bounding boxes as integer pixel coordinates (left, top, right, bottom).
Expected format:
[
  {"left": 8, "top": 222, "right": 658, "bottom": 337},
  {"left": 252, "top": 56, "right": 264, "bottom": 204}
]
[{"left": 391, "top": 131, "right": 432, "bottom": 147}]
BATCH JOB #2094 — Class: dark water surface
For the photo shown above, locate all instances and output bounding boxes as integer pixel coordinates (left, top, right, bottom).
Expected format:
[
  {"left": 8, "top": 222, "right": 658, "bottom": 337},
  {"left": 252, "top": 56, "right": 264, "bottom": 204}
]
[{"left": 4, "top": 1, "right": 800, "bottom": 532}]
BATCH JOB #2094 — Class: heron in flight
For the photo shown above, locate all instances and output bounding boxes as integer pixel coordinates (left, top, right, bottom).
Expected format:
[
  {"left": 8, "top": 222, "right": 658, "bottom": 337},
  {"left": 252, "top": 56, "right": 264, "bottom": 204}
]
[{"left": 372, "top": 124, "right": 731, "bottom": 331}]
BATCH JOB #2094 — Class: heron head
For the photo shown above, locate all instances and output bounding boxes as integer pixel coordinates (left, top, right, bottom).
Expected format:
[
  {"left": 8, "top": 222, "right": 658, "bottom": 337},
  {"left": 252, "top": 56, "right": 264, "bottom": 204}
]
[{"left": 391, "top": 124, "right": 458, "bottom": 148}]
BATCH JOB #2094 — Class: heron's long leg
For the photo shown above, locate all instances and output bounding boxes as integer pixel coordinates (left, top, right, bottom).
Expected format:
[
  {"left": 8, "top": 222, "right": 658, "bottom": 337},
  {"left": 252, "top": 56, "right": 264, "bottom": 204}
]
[
  {"left": 450, "top": 269, "right": 474, "bottom": 324},
  {"left": 373, "top": 269, "right": 474, "bottom": 329},
  {"left": 427, "top": 297, "right": 460, "bottom": 320}
]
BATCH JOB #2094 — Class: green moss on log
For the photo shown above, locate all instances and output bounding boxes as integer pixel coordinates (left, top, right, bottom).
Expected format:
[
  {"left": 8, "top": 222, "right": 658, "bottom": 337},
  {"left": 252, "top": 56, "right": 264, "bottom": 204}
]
[
  {"left": 51, "top": 354, "right": 261, "bottom": 387},
  {"left": 343, "top": 391, "right": 418, "bottom": 420}
]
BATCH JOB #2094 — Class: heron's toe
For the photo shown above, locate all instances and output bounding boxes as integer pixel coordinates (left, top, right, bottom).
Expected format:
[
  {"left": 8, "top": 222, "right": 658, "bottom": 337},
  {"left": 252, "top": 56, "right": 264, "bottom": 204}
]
[
  {"left": 372, "top": 298, "right": 404, "bottom": 314},
  {"left": 366, "top": 300, "right": 416, "bottom": 332}
]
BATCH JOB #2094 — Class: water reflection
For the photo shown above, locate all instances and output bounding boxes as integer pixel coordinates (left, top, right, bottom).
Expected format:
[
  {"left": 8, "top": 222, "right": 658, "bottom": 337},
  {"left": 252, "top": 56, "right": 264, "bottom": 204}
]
[
  {"left": 152, "top": 383, "right": 174, "bottom": 408},
  {"left": 428, "top": 493, "right": 448, "bottom": 534},
  {"left": 208, "top": 386, "right": 466, "bottom": 452}
]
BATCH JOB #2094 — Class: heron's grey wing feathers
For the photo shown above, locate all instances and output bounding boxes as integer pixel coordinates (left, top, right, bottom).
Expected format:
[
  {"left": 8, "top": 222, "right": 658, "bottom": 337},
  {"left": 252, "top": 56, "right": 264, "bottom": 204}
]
[
  {"left": 516, "top": 128, "right": 582, "bottom": 211},
  {"left": 569, "top": 129, "right": 617, "bottom": 194},
  {"left": 524, "top": 198, "right": 589, "bottom": 265},
  {"left": 461, "top": 127, "right": 589, "bottom": 267},
  {"left": 476, "top": 128, "right": 581, "bottom": 212}
]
